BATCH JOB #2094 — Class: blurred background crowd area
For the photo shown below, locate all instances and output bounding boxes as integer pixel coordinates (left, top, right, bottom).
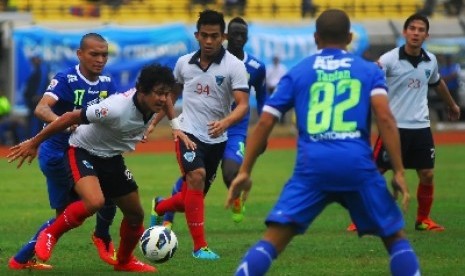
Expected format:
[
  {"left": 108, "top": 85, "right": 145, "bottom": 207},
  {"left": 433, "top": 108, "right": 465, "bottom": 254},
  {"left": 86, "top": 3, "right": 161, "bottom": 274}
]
[{"left": 1, "top": 0, "right": 465, "bottom": 146}]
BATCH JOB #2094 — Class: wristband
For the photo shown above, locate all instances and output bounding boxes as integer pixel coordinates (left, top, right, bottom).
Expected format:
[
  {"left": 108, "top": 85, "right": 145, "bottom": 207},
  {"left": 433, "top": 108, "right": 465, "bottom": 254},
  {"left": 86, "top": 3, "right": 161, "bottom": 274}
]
[{"left": 169, "top": 117, "right": 180, "bottom": 130}]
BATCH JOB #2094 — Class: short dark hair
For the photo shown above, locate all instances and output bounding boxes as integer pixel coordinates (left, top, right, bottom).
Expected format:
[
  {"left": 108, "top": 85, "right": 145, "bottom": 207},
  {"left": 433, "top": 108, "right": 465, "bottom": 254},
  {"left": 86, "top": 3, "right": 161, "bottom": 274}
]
[
  {"left": 228, "top": 16, "right": 247, "bottom": 30},
  {"left": 316, "top": 9, "right": 351, "bottom": 44},
  {"left": 403, "top": 13, "right": 430, "bottom": 32},
  {"left": 136, "top": 64, "right": 175, "bottom": 95},
  {"left": 80, "top": 33, "right": 107, "bottom": 49},
  {"left": 197, "top": 9, "right": 225, "bottom": 33}
]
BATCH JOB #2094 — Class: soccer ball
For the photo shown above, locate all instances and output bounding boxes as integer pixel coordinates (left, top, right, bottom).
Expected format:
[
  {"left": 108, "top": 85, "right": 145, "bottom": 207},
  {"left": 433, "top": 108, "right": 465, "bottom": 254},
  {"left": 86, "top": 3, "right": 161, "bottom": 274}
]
[{"left": 139, "top": 226, "right": 178, "bottom": 263}]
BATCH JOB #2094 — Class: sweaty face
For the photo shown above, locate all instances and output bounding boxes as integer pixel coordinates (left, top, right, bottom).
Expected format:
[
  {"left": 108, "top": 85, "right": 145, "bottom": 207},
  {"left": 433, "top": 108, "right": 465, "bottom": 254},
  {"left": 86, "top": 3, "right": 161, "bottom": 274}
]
[
  {"left": 142, "top": 84, "right": 172, "bottom": 114},
  {"left": 227, "top": 22, "right": 248, "bottom": 52},
  {"left": 77, "top": 38, "right": 109, "bottom": 79},
  {"left": 195, "top": 24, "right": 225, "bottom": 60},
  {"left": 403, "top": 20, "right": 429, "bottom": 50}
]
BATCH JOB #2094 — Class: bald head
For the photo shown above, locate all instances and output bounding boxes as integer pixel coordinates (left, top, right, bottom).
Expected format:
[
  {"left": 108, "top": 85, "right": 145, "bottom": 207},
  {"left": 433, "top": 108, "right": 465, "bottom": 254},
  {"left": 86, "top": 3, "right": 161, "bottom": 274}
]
[{"left": 315, "top": 9, "right": 351, "bottom": 45}]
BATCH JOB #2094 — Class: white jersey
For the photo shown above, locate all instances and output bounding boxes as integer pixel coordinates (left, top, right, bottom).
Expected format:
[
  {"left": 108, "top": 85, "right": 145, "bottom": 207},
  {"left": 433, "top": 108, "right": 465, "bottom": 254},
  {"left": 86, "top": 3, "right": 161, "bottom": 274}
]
[
  {"left": 69, "top": 88, "right": 154, "bottom": 158},
  {"left": 174, "top": 47, "right": 249, "bottom": 144},
  {"left": 379, "top": 46, "right": 440, "bottom": 129}
]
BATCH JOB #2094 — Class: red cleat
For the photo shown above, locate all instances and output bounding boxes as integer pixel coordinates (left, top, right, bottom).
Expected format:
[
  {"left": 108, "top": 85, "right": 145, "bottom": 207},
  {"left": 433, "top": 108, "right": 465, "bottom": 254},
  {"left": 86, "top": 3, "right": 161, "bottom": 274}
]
[
  {"left": 346, "top": 222, "right": 357, "bottom": 232},
  {"left": 8, "top": 257, "right": 53, "bottom": 270},
  {"left": 92, "top": 233, "right": 117, "bottom": 265},
  {"left": 415, "top": 218, "right": 445, "bottom": 232},
  {"left": 35, "top": 230, "right": 57, "bottom": 262},
  {"left": 114, "top": 256, "right": 157, "bottom": 272}
]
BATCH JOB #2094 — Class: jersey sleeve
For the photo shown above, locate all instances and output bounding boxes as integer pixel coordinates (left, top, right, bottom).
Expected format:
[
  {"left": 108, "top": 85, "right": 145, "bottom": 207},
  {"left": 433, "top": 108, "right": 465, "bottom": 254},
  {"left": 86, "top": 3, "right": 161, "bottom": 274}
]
[
  {"left": 262, "top": 73, "right": 294, "bottom": 118},
  {"left": 173, "top": 57, "right": 184, "bottom": 84},
  {"left": 378, "top": 52, "right": 391, "bottom": 77},
  {"left": 83, "top": 96, "right": 119, "bottom": 125},
  {"left": 253, "top": 64, "right": 267, "bottom": 115},
  {"left": 428, "top": 56, "right": 441, "bottom": 84},
  {"left": 45, "top": 73, "right": 74, "bottom": 103},
  {"left": 231, "top": 60, "right": 249, "bottom": 93}
]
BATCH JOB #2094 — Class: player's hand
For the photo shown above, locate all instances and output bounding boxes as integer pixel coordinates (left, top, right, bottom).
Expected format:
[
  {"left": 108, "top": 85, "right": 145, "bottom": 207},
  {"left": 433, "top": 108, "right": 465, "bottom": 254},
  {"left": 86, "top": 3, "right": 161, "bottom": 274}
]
[
  {"left": 391, "top": 172, "right": 410, "bottom": 213},
  {"left": 141, "top": 122, "right": 156, "bottom": 143},
  {"left": 447, "top": 103, "right": 461, "bottom": 121},
  {"left": 6, "top": 139, "right": 38, "bottom": 168},
  {"left": 173, "top": 129, "right": 196, "bottom": 150},
  {"left": 225, "top": 172, "right": 252, "bottom": 209},
  {"left": 208, "top": 120, "right": 227, "bottom": 138}
]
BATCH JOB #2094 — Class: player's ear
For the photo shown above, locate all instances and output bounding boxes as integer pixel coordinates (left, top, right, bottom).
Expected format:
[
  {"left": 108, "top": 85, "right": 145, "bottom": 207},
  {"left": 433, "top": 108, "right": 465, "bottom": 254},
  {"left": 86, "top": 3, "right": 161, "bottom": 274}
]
[{"left": 347, "top": 32, "right": 353, "bottom": 45}]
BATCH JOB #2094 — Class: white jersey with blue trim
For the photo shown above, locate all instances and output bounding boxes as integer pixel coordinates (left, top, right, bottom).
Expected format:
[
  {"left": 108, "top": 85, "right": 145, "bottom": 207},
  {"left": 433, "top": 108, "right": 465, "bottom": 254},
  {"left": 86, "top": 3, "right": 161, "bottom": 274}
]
[
  {"left": 379, "top": 46, "right": 440, "bottom": 129},
  {"left": 174, "top": 47, "right": 249, "bottom": 144},
  {"left": 69, "top": 88, "right": 155, "bottom": 158}
]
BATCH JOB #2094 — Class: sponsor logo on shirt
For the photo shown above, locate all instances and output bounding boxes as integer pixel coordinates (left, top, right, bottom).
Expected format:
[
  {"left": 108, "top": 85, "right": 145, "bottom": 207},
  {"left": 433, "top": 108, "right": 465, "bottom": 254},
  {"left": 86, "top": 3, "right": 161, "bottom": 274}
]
[
  {"left": 95, "top": 107, "right": 109, "bottom": 118},
  {"left": 67, "top": 74, "right": 78, "bottom": 83},
  {"left": 99, "top": 91, "right": 108, "bottom": 99}
]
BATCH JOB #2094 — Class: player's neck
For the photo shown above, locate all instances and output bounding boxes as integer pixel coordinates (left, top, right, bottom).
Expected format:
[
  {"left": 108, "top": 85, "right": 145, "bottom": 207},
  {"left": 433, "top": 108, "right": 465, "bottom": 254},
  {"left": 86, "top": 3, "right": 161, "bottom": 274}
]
[
  {"left": 78, "top": 65, "right": 99, "bottom": 82},
  {"left": 404, "top": 44, "right": 422, "bottom": 56},
  {"left": 228, "top": 48, "right": 244, "bottom": 61}
]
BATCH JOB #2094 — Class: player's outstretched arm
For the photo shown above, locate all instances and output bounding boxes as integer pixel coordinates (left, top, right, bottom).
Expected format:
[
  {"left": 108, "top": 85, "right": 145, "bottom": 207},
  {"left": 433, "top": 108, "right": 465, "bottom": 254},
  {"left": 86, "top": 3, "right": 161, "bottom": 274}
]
[
  {"left": 371, "top": 94, "right": 410, "bottom": 212},
  {"left": 434, "top": 79, "right": 461, "bottom": 121},
  {"left": 226, "top": 112, "right": 277, "bottom": 208},
  {"left": 7, "top": 110, "right": 83, "bottom": 168}
]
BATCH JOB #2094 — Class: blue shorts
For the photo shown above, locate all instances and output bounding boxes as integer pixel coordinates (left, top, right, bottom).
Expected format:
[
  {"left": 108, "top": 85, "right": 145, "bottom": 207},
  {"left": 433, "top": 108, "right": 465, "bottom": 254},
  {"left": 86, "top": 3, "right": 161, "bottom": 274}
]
[
  {"left": 266, "top": 173, "right": 405, "bottom": 237},
  {"left": 223, "top": 133, "right": 246, "bottom": 164},
  {"left": 38, "top": 144, "right": 74, "bottom": 210}
]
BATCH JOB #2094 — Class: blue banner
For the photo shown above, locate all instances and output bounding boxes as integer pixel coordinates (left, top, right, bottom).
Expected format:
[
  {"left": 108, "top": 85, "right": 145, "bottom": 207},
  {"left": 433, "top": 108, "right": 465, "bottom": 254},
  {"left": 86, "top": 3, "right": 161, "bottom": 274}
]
[{"left": 13, "top": 24, "right": 196, "bottom": 107}]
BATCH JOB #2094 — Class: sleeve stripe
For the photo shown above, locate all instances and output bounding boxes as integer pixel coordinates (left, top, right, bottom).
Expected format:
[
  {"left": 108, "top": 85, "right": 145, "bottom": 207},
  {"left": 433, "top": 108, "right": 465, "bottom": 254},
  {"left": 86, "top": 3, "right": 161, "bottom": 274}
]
[
  {"left": 371, "top": 88, "right": 388, "bottom": 97},
  {"left": 262, "top": 105, "right": 282, "bottom": 119},
  {"left": 44, "top": 92, "right": 59, "bottom": 101}
]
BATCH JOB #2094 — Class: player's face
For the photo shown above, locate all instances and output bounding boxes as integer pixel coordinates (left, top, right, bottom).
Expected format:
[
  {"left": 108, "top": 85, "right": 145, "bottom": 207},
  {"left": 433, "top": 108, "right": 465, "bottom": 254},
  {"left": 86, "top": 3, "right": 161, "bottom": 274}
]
[
  {"left": 77, "top": 38, "right": 109, "bottom": 79},
  {"left": 227, "top": 22, "right": 248, "bottom": 52},
  {"left": 195, "top": 24, "right": 225, "bottom": 60},
  {"left": 403, "top": 20, "right": 429, "bottom": 49},
  {"left": 142, "top": 84, "right": 172, "bottom": 113}
]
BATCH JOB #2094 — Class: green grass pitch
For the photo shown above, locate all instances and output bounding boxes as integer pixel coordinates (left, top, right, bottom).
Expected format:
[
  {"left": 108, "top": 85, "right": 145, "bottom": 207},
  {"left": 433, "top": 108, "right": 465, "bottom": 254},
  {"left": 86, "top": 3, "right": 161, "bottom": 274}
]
[{"left": 1, "top": 146, "right": 465, "bottom": 275}]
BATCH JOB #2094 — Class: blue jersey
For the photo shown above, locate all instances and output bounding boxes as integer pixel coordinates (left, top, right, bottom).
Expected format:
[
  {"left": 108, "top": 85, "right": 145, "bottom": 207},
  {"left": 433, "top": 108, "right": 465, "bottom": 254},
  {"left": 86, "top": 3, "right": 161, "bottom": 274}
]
[
  {"left": 41, "top": 65, "right": 117, "bottom": 151},
  {"left": 228, "top": 52, "right": 267, "bottom": 136},
  {"left": 265, "top": 48, "right": 387, "bottom": 190}
]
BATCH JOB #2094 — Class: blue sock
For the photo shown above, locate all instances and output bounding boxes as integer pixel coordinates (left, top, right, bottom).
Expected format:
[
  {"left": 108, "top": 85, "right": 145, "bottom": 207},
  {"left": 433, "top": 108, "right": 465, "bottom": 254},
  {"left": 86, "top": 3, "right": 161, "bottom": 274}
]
[
  {"left": 389, "top": 239, "right": 420, "bottom": 276},
  {"left": 235, "top": 240, "right": 278, "bottom": 276},
  {"left": 94, "top": 200, "right": 116, "bottom": 241},
  {"left": 163, "top": 177, "right": 183, "bottom": 223},
  {"left": 14, "top": 218, "right": 55, "bottom": 263}
]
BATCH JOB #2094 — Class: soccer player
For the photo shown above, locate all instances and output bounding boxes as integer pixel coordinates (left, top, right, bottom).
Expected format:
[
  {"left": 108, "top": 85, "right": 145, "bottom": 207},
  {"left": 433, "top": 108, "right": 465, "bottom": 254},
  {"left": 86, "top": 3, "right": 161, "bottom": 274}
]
[
  {"left": 151, "top": 9, "right": 249, "bottom": 260},
  {"left": 157, "top": 16, "right": 267, "bottom": 228},
  {"left": 7, "top": 64, "right": 193, "bottom": 272},
  {"left": 226, "top": 9, "right": 421, "bottom": 276},
  {"left": 8, "top": 33, "right": 119, "bottom": 270},
  {"left": 347, "top": 13, "right": 461, "bottom": 232}
]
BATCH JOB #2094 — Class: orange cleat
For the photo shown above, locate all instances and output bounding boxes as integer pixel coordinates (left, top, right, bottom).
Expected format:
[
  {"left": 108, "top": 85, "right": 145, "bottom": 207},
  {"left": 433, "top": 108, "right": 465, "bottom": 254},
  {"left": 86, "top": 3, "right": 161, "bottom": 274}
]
[
  {"left": 92, "top": 233, "right": 117, "bottom": 265},
  {"left": 415, "top": 218, "right": 445, "bottom": 232},
  {"left": 114, "top": 256, "right": 157, "bottom": 272},
  {"left": 346, "top": 222, "right": 357, "bottom": 232},
  {"left": 35, "top": 230, "right": 57, "bottom": 262},
  {"left": 8, "top": 257, "right": 53, "bottom": 270}
]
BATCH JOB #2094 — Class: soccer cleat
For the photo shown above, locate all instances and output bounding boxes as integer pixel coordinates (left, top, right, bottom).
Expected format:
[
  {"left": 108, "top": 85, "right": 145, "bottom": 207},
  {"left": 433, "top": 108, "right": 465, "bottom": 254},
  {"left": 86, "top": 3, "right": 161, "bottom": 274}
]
[
  {"left": 415, "top": 218, "right": 445, "bottom": 232},
  {"left": 346, "top": 222, "right": 357, "bottom": 232},
  {"left": 231, "top": 198, "right": 246, "bottom": 223},
  {"left": 92, "top": 233, "right": 117, "bottom": 265},
  {"left": 35, "top": 230, "right": 57, "bottom": 262},
  {"left": 114, "top": 256, "right": 157, "bottom": 272},
  {"left": 8, "top": 257, "right": 53, "bottom": 270},
  {"left": 162, "top": 220, "right": 173, "bottom": 230},
  {"left": 150, "top": 196, "right": 164, "bottom": 227},
  {"left": 192, "top": 247, "right": 220, "bottom": 260}
]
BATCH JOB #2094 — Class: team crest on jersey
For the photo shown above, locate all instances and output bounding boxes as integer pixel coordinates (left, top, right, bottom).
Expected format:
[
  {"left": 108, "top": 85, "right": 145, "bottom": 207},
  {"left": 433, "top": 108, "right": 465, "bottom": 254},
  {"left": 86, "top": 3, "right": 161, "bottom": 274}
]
[
  {"left": 95, "top": 107, "right": 109, "bottom": 118},
  {"left": 47, "top": 79, "right": 58, "bottom": 90},
  {"left": 99, "top": 91, "right": 108, "bottom": 99},
  {"left": 183, "top": 151, "right": 196, "bottom": 163},
  {"left": 425, "top": 69, "right": 431, "bottom": 78},
  {"left": 215, "top": 75, "right": 225, "bottom": 86}
]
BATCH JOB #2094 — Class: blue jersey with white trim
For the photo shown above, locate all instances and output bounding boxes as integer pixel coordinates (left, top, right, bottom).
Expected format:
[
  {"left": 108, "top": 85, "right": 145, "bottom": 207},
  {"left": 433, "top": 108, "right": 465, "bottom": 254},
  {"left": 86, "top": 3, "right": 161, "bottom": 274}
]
[
  {"left": 265, "top": 48, "right": 387, "bottom": 189},
  {"left": 41, "top": 65, "right": 117, "bottom": 151}
]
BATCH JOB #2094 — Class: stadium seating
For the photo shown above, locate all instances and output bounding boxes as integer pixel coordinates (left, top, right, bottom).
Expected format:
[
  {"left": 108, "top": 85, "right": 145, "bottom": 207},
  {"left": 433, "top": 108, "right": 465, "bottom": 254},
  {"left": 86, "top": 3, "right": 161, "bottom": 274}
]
[{"left": 12, "top": 0, "right": 426, "bottom": 22}]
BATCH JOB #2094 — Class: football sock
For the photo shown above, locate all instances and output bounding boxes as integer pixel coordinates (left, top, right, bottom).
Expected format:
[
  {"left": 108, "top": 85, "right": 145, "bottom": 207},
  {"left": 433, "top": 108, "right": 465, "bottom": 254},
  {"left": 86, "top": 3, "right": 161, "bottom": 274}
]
[
  {"left": 163, "top": 177, "right": 184, "bottom": 223},
  {"left": 417, "top": 183, "right": 434, "bottom": 221},
  {"left": 117, "top": 217, "right": 144, "bottom": 264},
  {"left": 389, "top": 239, "right": 420, "bottom": 276},
  {"left": 184, "top": 189, "right": 206, "bottom": 251},
  {"left": 235, "top": 240, "right": 277, "bottom": 276},
  {"left": 95, "top": 199, "right": 117, "bottom": 241},
  {"left": 14, "top": 218, "right": 55, "bottom": 263},
  {"left": 47, "top": 200, "right": 91, "bottom": 239}
]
